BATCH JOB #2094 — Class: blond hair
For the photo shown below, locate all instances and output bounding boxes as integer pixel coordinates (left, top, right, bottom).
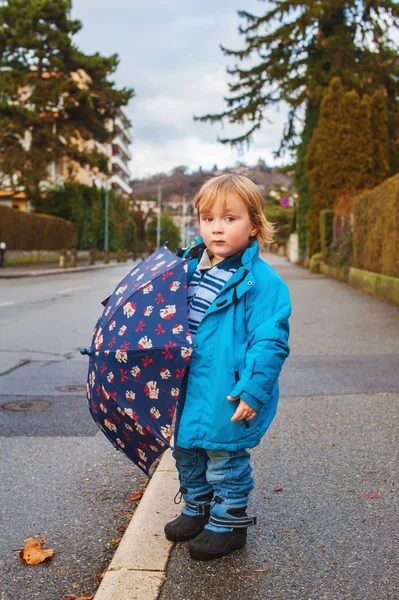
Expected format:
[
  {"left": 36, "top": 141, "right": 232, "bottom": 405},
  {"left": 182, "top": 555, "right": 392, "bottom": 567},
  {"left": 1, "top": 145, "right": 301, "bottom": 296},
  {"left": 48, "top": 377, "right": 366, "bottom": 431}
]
[{"left": 193, "top": 174, "right": 275, "bottom": 251}]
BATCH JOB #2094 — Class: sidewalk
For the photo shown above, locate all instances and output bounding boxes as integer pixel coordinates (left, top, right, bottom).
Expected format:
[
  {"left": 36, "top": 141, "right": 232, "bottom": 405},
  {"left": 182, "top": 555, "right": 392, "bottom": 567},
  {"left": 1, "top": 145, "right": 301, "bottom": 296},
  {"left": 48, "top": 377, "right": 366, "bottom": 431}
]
[
  {"left": 0, "top": 260, "right": 133, "bottom": 278},
  {"left": 95, "top": 257, "right": 399, "bottom": 600}
]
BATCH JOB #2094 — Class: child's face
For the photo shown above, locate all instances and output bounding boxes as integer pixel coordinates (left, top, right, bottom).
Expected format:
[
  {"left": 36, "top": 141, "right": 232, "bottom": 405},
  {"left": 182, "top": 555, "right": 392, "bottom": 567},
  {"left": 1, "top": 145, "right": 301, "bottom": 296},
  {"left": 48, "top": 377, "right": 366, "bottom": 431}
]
[{"left": 199, "top": 192, "right": 258, "bottom": 263}]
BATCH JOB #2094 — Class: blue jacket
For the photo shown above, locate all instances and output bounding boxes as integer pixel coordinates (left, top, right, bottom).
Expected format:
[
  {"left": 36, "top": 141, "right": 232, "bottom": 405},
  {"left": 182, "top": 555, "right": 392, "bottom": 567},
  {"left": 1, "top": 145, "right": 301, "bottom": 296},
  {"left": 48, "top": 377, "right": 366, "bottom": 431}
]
[{"left": 176, "top": 238, "right": 291, "bottom": 451}]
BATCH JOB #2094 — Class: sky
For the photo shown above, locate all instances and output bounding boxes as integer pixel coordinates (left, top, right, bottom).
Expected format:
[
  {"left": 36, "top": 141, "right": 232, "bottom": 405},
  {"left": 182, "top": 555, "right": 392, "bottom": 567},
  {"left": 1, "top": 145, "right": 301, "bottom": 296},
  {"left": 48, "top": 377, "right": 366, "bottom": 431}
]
[{"left": 71, "top": 0, "right": 290, "bottom": 179}]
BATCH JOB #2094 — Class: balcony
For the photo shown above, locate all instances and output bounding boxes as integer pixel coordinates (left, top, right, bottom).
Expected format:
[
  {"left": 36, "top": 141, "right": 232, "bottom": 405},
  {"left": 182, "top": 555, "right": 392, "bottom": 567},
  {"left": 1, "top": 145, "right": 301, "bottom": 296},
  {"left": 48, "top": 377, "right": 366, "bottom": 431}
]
[
  {"left": 111, "top": 154, "right": 131, "bottom": 178},
  {"left": 115, "top": 116, "right": 132, "bottom": 144},
  {"left": 113, "top": 133, "right": 131, "bottom": 161},
  {"left": 110, "top": 172, "right": 132, "bottom": 196}
]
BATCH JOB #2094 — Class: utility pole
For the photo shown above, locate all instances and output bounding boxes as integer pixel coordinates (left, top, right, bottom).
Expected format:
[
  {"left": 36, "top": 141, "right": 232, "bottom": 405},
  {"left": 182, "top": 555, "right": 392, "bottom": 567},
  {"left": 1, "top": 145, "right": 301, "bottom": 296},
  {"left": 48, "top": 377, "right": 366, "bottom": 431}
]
[
  {"left": 92, "top": 173, "right": 109, "bottom": 252},
  {"left": 156, "top": 183, "right": 162, "bottom": 249},
  {"left": 104, "top": 185, "right": 109, "bottom": 252},
  {"left": 181, "top": 193, "right": 189, "bottom": 247}
]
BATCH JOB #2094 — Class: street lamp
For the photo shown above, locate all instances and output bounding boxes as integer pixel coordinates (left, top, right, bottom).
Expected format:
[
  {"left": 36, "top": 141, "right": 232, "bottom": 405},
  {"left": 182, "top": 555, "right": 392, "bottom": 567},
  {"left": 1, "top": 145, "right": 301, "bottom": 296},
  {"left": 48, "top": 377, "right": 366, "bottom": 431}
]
[
  {"left": 93, "top": 174, "right": 110, "bottom": 251},
  {"left": 156, "top": 183, "right": 162, "bottom": 249}
]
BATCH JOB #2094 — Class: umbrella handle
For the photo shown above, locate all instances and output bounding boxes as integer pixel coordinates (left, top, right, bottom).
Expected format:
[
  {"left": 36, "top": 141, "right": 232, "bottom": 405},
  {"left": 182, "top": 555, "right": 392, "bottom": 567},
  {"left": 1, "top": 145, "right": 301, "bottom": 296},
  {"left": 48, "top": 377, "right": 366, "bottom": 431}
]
[{"left": 80, "top": 348, "right": 93, "bottom": 356}]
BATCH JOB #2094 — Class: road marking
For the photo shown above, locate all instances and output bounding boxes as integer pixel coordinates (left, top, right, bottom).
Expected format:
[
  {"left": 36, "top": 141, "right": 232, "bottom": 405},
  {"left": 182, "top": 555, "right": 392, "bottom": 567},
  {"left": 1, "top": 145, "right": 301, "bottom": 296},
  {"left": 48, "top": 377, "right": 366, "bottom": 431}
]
[
  {"left": 0, "top": 301, "right": 16, "bottom": 308},
  {"left": 56, "top": 286, "right": 90, "bottom": 295}
]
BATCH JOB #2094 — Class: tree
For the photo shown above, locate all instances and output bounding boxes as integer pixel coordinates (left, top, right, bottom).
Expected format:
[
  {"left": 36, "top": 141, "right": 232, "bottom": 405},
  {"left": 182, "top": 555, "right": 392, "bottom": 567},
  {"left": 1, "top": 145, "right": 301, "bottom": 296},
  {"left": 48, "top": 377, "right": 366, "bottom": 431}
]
[
  {"left": 146, "top": 212, "right": 181, "bottom": 252},
  {"left": 294, "top": 102, "right": 319, "bottom": 258},
  {"left": 0, "top": 0, "right": 134, "bottom": 198},
  {"left": 196, "top": 2, "right": 399, "bottom": 259},
  {"left": 306, "top": 77, "right": 389, "bottom": 256},
  {"left": 196, "top": 1, "right": 399, "bottom": 164},
  {"left": 370, "top": 89, "right": 390, "bottom": 187}
]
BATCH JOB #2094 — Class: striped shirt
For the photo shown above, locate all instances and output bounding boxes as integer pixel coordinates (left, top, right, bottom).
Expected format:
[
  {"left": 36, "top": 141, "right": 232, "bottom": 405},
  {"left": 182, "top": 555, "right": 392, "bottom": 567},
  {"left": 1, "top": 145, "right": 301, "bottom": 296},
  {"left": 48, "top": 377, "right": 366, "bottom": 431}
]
[{"left": 187, "top": 249, "right": 241, "bottom": 339}]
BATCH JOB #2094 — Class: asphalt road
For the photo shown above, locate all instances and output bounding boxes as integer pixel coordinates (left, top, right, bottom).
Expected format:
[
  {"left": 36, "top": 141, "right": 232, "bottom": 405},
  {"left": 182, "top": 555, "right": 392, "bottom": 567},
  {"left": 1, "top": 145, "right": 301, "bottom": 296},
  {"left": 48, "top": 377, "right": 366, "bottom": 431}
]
[
  {"left": 0, "top": 262, "right": 148, "bottom": 600},
  {"left": 159, "top": 257, "right": 399, "bottom": 600}
]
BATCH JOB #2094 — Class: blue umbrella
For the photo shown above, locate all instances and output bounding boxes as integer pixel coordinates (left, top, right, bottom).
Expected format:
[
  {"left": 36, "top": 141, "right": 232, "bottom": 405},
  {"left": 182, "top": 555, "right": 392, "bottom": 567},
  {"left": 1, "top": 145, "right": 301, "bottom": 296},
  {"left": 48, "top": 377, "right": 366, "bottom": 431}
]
[{"left": 81, "top": 245, "right": 192, "bottom": 475}]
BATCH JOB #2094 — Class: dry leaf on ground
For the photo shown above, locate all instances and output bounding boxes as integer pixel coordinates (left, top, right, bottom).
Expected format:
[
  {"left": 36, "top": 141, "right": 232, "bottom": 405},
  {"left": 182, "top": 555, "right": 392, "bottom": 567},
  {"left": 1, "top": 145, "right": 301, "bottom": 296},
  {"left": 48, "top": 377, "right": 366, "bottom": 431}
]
[
  {"left": 111, "top": 537, "right": 122, "bottom": 546},
  {"left": 19, "top": 538, "right": 54, "bottom": 565},
  {"left": 64, "top": 595, "right": 94, "bottom": 600},
  {"left": 365, "top": 492, "right": 380, "bottom": 499},
  {"left": 130, "top": 491, "right": 144, "bottom": 502},
  {"left": 272, "top": 488, "right": 284, "bottom": 493}
]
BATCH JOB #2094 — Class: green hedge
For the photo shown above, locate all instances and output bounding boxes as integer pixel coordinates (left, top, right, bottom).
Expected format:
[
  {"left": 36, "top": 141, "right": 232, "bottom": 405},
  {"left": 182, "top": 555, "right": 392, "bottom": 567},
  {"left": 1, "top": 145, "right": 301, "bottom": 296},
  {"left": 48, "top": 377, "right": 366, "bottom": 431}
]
[
  {"left": 0, "top": 205, "right": 75, "bottom": 250},
  {"left": 352, "top": 173, "right": 399, "bottom": 277},
  {"left": 37, "top": 182, "right": 138, "bottom": 251},
  {"left": 265, "top": 205, "right": 295, "bottom": 247},
  {"left": 320, "top": 210, "right": 334, "bottom": 262}
]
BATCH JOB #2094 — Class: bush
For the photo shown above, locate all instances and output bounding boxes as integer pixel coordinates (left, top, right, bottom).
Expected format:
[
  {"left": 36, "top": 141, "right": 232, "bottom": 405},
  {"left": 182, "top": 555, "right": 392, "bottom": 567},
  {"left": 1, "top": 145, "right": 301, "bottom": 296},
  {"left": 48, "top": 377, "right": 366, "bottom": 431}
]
[
  {"left": 329, "top": 229, "right": 353, "bottom": 268},
  {"left": 37, "top": 182, "right": 136, "bottom": 251},
  {"left": 309, "top": 252, "right": 322, "bottom": 273},
  {"left": 320, "top": 210, "right": 334, "bottom": 261},
  {"left": 352, "top": 173, "right": 399, "bottom": 277},
  {"left": 265, "top": 204, "right": 295, "bottom": 248},
  {"left": 0, "top": 205, "right": 74, "bottom": 250}
]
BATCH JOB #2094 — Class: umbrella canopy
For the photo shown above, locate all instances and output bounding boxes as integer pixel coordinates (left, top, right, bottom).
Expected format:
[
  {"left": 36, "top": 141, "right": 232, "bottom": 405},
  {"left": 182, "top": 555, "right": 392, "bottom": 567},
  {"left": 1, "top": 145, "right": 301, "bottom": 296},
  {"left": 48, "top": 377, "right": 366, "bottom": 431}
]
[{"left": 81, "top": 245, "right": 192, "bottom": 475}]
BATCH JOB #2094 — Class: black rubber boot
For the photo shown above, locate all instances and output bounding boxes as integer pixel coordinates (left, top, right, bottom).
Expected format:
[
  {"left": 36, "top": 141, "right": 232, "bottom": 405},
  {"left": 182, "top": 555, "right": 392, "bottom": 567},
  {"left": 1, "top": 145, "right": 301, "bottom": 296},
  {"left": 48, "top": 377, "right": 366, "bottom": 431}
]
[
  {"left": 164, "top": 489, "right": 213, "bottom": 542},
  {"left": 188, "top": 527, "right": 247, "bottom": 560},
  {"left": 164, "top": 509, "right": 210, "bottom": 542}
]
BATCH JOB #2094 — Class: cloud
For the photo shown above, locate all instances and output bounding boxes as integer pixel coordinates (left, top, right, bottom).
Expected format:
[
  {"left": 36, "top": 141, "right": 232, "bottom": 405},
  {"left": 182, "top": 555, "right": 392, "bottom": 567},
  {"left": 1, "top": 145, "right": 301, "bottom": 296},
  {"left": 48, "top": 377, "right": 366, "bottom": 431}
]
[{"left": 72, "top": 0, "right": 288, "bottom": 177}]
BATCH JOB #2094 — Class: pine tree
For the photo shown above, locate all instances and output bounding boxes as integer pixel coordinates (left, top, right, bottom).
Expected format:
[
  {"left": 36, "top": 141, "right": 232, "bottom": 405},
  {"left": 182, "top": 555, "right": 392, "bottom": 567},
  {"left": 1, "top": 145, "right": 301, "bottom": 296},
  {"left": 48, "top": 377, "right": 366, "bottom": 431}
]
[
  {"left": 306, "top": 78, "right": 388, "bottom": 255},
  {"left": 370, "top": 90, "right": 390, "bottom": 187},
  {"left": 196, "top": 1, "right": 399, "bottom": 165},
  {"left": 306, "top": 78, "right": 347, "bottom": 256},
  {"left": 0, "top": 0, "right": 134, "bottom": 198},
  {"left": 294, "top": 102, "right": 319, "bottom": 259}
]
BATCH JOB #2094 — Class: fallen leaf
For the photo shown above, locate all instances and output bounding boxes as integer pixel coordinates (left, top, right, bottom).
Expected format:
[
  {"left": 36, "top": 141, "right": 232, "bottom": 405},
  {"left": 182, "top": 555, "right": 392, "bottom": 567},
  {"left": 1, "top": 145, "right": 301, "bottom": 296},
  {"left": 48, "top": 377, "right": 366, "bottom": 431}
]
[
  {"left": 19, "top": 538, "right": 54, "bottom": 565},
  {"left": 255, "top": 529, "right": 265, "bottom": 538},
  {"left": 111, "top": 537, "right": 122, "bottom": 546},
  {"left": 95, "top": 572, "right": 105, "bottom": 582},
  {"left": 272, "top": 488, "right": 284, "bottom": 493},
  {"left": 321, "top": 546, "right": 326, "bottom": 553},
  {"left": 64, "top": 596, "right": 94, "bottom": 600},
  {"left": 130, "top": 491, "right": 144, "bottom": 502},
  {"left": 254, "top": 567, "right": 269, "bottom": 573},
  {"left": 263, "top": 496, "right": 272, "bottom": 499},
  {"left": 282, "top": 530, "right": 289, "bottom": 535},
  {"left": 240, "top": 574, "right": 256, "bottom": 580},
  {"left": 365, "top": 492, "right": 380, "bottom": 499}
]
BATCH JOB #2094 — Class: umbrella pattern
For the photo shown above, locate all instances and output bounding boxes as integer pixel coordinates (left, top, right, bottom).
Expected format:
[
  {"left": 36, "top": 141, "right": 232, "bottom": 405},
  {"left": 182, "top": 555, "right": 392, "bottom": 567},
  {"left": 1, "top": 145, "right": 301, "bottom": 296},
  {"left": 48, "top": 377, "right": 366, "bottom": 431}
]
[{"left": 83, "top": 245, "right": 192, "bottom": 475}]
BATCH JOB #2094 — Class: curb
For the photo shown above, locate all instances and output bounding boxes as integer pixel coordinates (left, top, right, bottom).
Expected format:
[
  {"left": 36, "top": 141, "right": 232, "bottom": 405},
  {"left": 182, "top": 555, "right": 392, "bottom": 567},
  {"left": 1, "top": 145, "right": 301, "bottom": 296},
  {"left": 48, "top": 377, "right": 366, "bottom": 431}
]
[
  {"left": 0, "top": 262, "right": 135, "bottom": 279},
  {"left": 318, "top": 261, "right": 399, "bottom": 307},
  {"left": 94, "top": 449, "right": 178, "bottom": 600}
]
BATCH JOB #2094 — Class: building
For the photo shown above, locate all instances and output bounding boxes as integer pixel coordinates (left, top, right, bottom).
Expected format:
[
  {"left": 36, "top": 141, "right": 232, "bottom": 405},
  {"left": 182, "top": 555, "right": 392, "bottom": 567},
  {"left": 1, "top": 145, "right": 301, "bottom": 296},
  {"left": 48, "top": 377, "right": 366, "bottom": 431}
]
[
  {"left": 0, "top": 68, "right": 133, "bottom": 210},
  {"left": 42, "top": 107, "right": 133, "bottom": 200},
  {"left": 0, "top": 190, "right": 31, "bottom": 212},
  {"left": 43, "top": 106, "right": 133, "bottom": 199},
  {"left": 110, "top": 108, "right": 133, "bottom": 198}
]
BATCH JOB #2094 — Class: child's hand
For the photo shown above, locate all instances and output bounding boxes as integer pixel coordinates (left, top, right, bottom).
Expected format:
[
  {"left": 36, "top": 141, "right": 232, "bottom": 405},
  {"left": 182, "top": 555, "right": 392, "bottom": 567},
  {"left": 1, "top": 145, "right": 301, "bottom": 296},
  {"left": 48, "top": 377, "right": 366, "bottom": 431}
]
[{"left": 227, "top": 396, "right": 257, "bottom": 422}]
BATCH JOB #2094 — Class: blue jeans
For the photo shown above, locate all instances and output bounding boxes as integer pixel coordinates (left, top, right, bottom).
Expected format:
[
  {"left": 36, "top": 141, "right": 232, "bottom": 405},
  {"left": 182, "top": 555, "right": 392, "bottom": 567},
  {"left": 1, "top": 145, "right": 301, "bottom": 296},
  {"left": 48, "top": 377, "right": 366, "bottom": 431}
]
[{"left": 172, "top": 446, "right": 255, "bottom": 533}]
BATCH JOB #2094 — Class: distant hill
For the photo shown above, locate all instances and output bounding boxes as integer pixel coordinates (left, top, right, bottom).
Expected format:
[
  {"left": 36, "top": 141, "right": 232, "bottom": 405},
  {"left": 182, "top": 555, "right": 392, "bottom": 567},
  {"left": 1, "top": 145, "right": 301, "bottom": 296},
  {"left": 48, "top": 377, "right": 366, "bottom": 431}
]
[{"left": 132, "top": 163, "right": 294, "bottom": 206}]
